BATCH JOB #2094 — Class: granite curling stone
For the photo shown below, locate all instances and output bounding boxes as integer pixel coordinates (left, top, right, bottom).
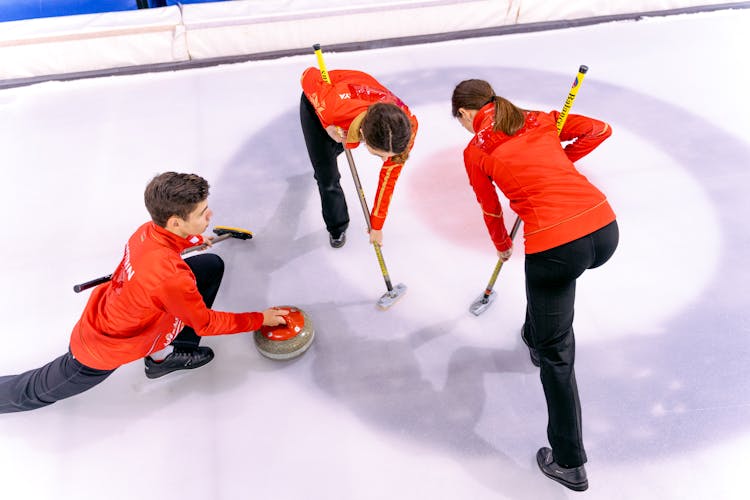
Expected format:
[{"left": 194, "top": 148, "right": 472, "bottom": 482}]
[{"left": 254, "top": 306, "right": 314, "bottom": 360}]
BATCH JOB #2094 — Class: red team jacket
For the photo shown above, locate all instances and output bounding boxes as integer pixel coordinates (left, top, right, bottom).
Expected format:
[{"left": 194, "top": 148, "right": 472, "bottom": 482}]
[
  {"left": 69, "top": 222, "right": 263, "bottom": 370},
  {"left": 464, "top": 104, "right": 615, "bottom": 254},
  {"left": 301, "top": 67, "right": 418, "bottom": 230}
]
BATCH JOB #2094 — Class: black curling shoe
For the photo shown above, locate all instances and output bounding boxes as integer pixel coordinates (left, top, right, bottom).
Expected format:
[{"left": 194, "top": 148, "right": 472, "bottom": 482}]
[
  {"left": 144, "top": 347, "right": 215, "bottom": 379},
  {"left": 536, "top": 447, "right": 588, "bottom": 492},
  {"left": 329, "top": 231, "right": 346, "bottom": 248}
]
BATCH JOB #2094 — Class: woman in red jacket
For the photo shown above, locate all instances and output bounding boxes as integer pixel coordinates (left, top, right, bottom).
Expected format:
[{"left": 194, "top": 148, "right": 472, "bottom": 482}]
[
  {"left": 300, "top": 67, "right": 417, "bottom": 248},
  {"left": 452, "top": 79, "right": 619, "bottom": 492}
]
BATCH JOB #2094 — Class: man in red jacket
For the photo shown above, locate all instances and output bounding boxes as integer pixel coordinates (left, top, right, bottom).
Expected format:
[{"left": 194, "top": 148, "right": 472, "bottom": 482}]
[{"left": 0, "top": 172, "right": 288, "bottom": 413}]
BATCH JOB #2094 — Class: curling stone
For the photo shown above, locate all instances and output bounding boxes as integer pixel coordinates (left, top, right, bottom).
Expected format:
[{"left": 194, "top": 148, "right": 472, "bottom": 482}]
[{"left": 254, "top": 306, "right": 314, "bottom": 360}]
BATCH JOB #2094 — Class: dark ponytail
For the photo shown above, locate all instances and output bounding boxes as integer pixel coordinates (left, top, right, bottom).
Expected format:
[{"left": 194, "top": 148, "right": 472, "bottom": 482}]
[
  {"left": 492, "top": 95, "right": 525, "bottom": 136},
  {"left": 361, "top": 102, "right": 412, "bottom": 161},
  {"left": 452, "top": 79, "right": 525, "bottom": 136}
]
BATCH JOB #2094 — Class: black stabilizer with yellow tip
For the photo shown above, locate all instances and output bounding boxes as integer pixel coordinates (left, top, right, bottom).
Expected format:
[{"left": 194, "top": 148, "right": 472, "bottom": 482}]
[
  {"left": 73, "top": 225, "right": 254, "bottom": 293},
  {"left": 182, "top": 225, "right": 253, "bottom": 253},
  {"left": 213, "top": 226, "right": 253, "bottom": 240}
]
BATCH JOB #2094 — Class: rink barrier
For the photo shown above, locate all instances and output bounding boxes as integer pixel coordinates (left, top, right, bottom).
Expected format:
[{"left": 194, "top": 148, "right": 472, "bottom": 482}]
[
  {"left": 0, "top": 1, "right": 224, "bottom": 23},
  {"left": 1, "top": 0, "right": 749, "bottom": 88}
]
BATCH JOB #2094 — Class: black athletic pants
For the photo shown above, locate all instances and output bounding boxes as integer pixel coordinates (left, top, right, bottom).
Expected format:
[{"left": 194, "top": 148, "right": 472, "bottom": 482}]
[
  {"left": 299, "top": 93, "right": 349, "bottom": 238},
  {"left": 0, "top": 254, "right": 224, "bottom": 414},
  {"left": 170, "top": 254, "right": 224, "bottom": 351},
  {"left": 521, "top": 221, "right": 619, "bottom": 467}
]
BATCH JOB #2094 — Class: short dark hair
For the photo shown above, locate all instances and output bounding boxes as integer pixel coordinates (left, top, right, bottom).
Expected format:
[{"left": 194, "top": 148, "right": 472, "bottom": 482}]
[
  {"left": 144, "top": 172, "right": 209, "bottom": 227},
  {"left": 361, "top": 102, "right": 412, "bottom": 157}
]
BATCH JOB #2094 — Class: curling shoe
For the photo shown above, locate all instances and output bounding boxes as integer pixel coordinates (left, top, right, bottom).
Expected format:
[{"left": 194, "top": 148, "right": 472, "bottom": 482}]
[
  {"left": 144, "top": 347, "right": 214, "bottom": 379},
  {"left": 329, "top": 231, "right": 346, "bottom": 248},
  {"left": 536, "top": 447, "right": 588, "bottom": 492}
]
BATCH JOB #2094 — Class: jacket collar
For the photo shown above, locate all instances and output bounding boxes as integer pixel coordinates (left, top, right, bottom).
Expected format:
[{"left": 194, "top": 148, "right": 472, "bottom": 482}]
[
  {"left": 472, "top": 103, "right": 495, "bottom": 132},
  {"left": 148, "top": 222, "right": 201, "bottom": 253},
  {"left": 345, "top": 111, "right": 368, "bottom": 147}
]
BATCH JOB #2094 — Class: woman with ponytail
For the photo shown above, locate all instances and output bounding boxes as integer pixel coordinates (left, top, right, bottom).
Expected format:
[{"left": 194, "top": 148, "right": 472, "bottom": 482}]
[
  {"left": 452, "top": 79, "right": 618, "bottom": 492},
  {"left": 300, "top": 68, "right": 417, "bottom": 248}
]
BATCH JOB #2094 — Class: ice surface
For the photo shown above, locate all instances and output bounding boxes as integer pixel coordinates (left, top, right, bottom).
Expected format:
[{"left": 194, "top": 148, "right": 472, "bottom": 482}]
[{"left": 0, "top": 9, "right": 748, "bottom": 500}]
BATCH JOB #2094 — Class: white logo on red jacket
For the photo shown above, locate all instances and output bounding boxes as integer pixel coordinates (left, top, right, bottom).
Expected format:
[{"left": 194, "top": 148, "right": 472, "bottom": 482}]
[
  {"left": 123, "top": 243, "right": 135, "bottom": 281},
  {"left": 162, "top": 317, "right": 184, "bottom": 348}
]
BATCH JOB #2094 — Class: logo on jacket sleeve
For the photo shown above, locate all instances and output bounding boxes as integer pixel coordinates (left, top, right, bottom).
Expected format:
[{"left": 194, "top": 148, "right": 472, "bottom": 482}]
[
  {"left": 162, "top": 317, "right": 184, "bottom": 348},
  {"left": 309, "top": 94, "right": 325, "bottom": 115}
]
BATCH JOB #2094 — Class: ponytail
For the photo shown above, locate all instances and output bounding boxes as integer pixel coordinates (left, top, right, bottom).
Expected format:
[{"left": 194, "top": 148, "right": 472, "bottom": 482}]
[
  {"left": 491, "top": 96, "right": 525, "bottom": 136},
  {"left": 452, "top": 79, "right": 525, "bottom": 136}
]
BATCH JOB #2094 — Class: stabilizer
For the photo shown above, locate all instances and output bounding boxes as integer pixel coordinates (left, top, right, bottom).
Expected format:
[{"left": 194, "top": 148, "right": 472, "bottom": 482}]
[
  {"left": 213, "top": 225, "right": 253, "bottom": 240},
  {"left": 376, "top": 283, "right": 407, "bottom": 310},
  {"left": 469, "top": 290, "right": 496, "bottom": 316}
]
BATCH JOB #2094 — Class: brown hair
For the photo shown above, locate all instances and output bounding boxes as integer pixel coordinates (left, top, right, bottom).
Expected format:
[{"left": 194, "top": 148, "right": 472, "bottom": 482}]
[
  {"left": 144, "top": 172, "right": 210, "bottom": 227},
  {"left": 361, "top": 102, "right": 412, "bottom": 162},
  {"left": 451, "top": 79, "right": 525, "bottom": 136}
]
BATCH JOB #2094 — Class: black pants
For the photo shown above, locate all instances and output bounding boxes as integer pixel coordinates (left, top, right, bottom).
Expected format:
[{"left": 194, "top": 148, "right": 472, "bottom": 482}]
[
  {"left": 522, "top": 221, "right": 619, "bottom": 467},
  {"left": 0, "top": 253, "right": 224, "bottom": 414},
  {"left": 170, "top": 254, "right": 224, "bottom": 351},
  {"left": 299, "top": 93, "right": 349, "bottom": 237}
]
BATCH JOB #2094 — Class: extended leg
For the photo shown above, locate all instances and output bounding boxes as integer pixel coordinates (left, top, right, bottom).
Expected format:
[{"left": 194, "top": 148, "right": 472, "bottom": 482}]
[{"left": 0, "top": 351, "right": 114, "bottom": 414}]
